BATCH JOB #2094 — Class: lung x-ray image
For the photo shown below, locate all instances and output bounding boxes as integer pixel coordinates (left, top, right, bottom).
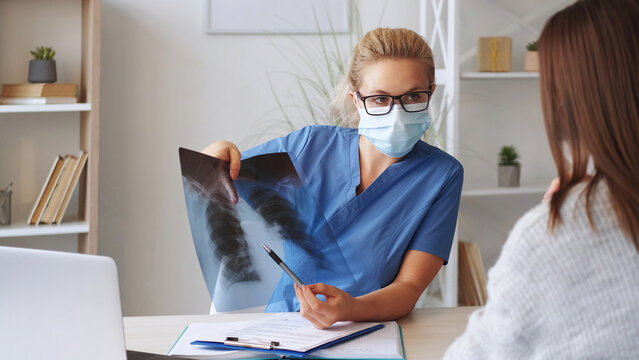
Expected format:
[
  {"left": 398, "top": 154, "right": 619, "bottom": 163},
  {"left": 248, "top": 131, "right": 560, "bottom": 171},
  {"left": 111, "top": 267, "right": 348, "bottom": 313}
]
[{"left": 179, "top": 148, "right": 353, "bottom": 311}]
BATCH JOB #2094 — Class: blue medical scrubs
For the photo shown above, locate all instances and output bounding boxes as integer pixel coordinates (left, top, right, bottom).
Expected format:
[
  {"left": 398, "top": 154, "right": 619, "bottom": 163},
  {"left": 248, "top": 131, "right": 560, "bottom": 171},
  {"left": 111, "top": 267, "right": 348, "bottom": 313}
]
[{"left": 242, "top": 125, "right": 463, "bottom": 311}]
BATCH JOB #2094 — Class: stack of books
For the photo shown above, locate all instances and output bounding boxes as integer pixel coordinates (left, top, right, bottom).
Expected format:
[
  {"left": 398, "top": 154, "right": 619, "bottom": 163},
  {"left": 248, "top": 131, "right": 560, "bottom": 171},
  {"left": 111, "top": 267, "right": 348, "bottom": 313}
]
[
  {"left": 458, "top": 241, "right": 488, "bottom": 306},
  {"left": 0, "top": 83, "right": 78, "bottom": 105},
  {"left": 28, "top": 151, "right": 88, "bottom": 225}
]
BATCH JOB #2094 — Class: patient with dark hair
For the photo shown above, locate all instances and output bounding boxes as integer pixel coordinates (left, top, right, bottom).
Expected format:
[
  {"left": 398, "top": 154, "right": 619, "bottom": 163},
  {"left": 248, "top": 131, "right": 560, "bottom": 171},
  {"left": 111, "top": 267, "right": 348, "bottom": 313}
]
[{"left": 444, "top": 0, "right": 639, "bottom": 358}]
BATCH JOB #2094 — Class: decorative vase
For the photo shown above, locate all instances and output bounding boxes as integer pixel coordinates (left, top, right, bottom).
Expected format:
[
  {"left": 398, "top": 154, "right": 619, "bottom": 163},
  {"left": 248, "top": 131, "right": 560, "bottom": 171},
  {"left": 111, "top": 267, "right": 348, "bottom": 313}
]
[
  {"left": 0, "top": 190, "right": 11, "bottom": 226},
  {"left": 28, "top": 59, "right": 57, "bottom": 83},
  {"left": 498, "top": 165, "right": 521, "bottom": 187},
  {"left": 523, "top": 51, "right": 539, "bottom": 72}
]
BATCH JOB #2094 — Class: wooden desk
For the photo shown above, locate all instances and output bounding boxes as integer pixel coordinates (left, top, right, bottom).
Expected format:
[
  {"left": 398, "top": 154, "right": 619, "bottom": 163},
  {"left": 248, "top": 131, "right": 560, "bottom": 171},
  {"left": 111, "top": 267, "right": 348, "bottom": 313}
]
[{"left": 124, "top": 306, "right": 478, "bottom": 359}]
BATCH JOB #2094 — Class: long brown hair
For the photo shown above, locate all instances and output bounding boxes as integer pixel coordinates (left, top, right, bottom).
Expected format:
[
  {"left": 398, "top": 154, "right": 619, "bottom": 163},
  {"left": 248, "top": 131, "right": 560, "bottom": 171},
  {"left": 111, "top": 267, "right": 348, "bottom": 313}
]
[
  {"left": 330, "top": 28, "right": 435, "bottom": 127},
  {"left": 538, "top": 0, "right": 639, "bottom": 249}
]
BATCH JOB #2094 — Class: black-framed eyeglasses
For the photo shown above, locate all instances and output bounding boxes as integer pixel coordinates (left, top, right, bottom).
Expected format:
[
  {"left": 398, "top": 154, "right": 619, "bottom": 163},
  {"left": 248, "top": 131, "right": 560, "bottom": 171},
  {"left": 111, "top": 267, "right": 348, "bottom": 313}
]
[{"left": 356, "top": 88, "right": 433, "bottom": 116}]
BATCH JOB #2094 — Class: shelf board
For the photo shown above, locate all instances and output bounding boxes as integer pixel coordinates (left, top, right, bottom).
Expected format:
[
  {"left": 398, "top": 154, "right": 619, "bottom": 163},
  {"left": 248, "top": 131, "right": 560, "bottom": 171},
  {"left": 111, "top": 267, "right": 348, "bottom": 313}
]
[
  {"left": 461, "top": 72, "right": 539, "bottom": 79},
  {"left": 0, "top": 103, "right": 92, "bottom": 113},
  {"left": 0, "top": 220, "right": 89, "bottom": 238},
  {"left": 462, "top": 186, "right": 547, "bottom": 197}
]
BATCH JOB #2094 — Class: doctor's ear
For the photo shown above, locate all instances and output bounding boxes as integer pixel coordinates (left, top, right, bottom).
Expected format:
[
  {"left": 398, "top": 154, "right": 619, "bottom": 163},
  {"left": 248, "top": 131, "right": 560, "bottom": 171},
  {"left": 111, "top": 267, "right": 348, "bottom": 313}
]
[
  {"left": 349, "top": 91, "right": 359, "bottom": 108},
  {"left": 430, "top": 83, "right": 437, "bottom": 93}
]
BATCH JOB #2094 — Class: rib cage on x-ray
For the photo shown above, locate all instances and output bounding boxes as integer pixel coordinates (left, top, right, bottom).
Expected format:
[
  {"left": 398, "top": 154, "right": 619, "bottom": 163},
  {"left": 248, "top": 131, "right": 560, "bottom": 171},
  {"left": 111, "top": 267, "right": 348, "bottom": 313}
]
[
  {"left": 247, "top": 185, "right": 317, "bottom": 262},
  {"left": 182, "top": 175, "right": 259, "bottom": 283},
  {"left": 180, "top": 152, "right": 318, "bottom": 287},
  {"left": 205, "top": 187, "right": 259, "bottom": 283},
  {"left": 180, "top": 148, "right": 354, "bottom": 311}
]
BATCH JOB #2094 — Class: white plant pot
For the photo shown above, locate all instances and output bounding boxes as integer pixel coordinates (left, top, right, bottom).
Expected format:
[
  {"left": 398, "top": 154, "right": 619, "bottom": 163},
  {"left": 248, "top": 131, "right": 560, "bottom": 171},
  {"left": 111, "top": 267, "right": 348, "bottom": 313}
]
[
  {"left": 524, "top": 51, "right": 539, "bottom": 72},
  {"left": 498, "top": 165, "right": 521, "bottom": 187}
]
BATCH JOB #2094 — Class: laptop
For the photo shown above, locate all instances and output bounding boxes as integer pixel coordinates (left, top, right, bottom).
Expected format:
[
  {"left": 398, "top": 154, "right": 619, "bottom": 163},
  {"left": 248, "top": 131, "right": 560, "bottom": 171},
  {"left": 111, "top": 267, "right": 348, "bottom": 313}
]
[{"left": 0, "top": 246, "right": 177, "bottom": 360}]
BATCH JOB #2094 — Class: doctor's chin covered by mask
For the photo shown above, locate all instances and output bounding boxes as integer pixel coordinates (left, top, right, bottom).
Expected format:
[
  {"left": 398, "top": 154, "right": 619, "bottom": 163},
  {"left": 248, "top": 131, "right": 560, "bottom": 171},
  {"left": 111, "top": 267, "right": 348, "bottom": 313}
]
[{"left": 357, "top": 106, "right": 431, "bottom": 158}]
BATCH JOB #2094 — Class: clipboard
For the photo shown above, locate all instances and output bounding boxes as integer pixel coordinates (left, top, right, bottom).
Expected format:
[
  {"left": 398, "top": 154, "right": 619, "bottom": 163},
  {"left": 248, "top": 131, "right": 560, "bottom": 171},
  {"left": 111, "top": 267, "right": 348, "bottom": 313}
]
[
  {"left": 168, "top": 313, "right": 405, "bottom": 359},
  {"left": 190, "top": 323, "right": 385, "bottom": 358}
]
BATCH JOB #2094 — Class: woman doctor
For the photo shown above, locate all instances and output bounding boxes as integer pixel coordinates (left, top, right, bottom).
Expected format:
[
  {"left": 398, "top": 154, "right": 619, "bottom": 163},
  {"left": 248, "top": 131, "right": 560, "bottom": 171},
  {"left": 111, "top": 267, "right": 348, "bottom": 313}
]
[{"left": 203, "top": 28, "right": 463, "bottom": 329}]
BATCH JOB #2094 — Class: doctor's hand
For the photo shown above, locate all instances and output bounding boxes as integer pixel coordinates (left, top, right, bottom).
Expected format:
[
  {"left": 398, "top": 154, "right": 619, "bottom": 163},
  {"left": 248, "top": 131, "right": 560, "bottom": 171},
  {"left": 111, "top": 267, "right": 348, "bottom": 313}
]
[
  {"left": 201, "top": 141, "right": 241, "bottom": 180},
  {"left": 294, "top": 283, "right": 358, "bottom": 329}
]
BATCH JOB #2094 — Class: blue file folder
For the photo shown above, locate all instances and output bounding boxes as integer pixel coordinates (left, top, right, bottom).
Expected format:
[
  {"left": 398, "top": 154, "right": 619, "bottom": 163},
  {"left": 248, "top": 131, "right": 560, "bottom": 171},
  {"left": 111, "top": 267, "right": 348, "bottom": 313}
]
[{"left": 190, "top": 323, "right": 385, "bottom": 358}]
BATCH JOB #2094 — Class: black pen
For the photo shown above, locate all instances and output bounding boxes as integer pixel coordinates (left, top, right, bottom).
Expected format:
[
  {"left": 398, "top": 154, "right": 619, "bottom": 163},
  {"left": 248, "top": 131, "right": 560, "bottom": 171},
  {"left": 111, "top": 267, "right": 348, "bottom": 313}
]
[{"left": 261, "top": 243, "right": 305, "bottom": 288}]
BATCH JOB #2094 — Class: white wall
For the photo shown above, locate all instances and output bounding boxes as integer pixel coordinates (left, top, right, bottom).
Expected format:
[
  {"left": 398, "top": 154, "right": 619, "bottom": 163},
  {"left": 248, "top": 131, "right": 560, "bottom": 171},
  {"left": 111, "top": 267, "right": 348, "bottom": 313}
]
[
  {"left": 455, "top": 0, "right": 573, "bottom": 268},
  {"left": 99, "top": 0, "right": 421, "bottom": 316},
  {"left": 0, "top": 0, "right": 569, "bottom": 316}
]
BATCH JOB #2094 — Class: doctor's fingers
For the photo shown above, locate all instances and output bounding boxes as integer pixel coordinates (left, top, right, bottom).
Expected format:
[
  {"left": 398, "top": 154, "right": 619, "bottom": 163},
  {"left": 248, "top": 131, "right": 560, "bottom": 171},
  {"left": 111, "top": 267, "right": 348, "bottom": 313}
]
[
  {"left": 295, "top": 285, "right": 327, "bottom": 328},
  {"left": 201, "top": 141, "right": 242, "bottom": 180},
  {"left": 296, "top": 284, "right": 333, "bottom": 327},
  {"left": 220, "top": 179, "right": 239, "bottom": 205},
  {"left": 308, "top": 283, "right": 341, "bottom": 297},
  {"left": 227, "top": 145, "right": 241, "bottom": 180},
  {"left": 301, "top": 285, "right": 339, "bottom": 327}
]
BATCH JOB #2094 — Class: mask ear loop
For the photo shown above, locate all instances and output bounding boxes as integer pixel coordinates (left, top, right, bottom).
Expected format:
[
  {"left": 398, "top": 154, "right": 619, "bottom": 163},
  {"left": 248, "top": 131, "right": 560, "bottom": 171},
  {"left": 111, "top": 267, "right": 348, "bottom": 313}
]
[{"left": 352, "top": 92, "right": 369, "bottom": 115}]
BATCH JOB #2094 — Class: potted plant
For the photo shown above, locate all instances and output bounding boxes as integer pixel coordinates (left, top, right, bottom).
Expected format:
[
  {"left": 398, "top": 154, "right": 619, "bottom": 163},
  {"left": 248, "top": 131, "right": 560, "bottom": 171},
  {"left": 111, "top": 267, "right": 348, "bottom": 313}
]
[
  {"left": 498, "top": 145, "right": 521, "bottom": 187},
  {"left": 28, "top": 46, "right": 57, "bottom": 83},
  {"left": 524, "top": 40, "right": 539, "bottom": 72}
]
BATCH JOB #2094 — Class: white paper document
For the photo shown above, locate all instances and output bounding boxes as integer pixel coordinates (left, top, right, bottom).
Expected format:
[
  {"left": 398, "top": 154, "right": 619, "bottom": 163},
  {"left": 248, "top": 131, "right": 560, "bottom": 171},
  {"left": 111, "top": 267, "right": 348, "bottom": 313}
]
[{"left": 168, "top": 313, "right": 404, "bottom": 359}]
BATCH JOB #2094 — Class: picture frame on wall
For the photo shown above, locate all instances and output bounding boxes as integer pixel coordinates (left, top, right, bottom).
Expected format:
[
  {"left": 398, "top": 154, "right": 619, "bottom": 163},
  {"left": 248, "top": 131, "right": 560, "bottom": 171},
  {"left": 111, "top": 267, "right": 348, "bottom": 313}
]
[{"left": 204, "top": 0, "right": 351, "bottom": 34}]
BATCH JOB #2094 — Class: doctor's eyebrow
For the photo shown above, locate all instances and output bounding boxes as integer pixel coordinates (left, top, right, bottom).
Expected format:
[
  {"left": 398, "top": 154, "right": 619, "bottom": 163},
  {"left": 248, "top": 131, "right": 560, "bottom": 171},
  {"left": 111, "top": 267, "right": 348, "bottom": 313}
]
[{"left": 363, "top": 86, "right": 431, "bottom": 95}]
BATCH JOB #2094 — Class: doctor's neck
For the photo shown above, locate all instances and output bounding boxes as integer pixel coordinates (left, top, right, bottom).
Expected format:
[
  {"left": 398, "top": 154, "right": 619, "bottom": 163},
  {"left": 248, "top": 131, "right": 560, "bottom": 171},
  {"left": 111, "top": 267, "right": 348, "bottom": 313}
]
[{"left": 357, "top": 136, "right": 401, "bottom": 195}]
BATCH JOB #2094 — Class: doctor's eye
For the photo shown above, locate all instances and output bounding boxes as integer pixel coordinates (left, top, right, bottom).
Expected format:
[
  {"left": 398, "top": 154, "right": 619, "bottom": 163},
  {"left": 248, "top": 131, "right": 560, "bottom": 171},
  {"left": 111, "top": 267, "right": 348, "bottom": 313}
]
[
  {"left": 368, "top": 96, "right": 391, "bottom": 106},
  {"left": 402, "top": 92, "right": 428, "bottom": 103}
]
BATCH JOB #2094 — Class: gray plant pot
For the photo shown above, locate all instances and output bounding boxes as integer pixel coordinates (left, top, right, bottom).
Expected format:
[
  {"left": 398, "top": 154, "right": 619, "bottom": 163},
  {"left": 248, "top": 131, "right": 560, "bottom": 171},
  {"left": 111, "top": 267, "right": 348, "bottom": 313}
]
[
  {"left": 28, "top": 59, "right": 57, "bottom": 83},
  {"left": 498, "top": 164, "right": 521, "bottom": 187}
]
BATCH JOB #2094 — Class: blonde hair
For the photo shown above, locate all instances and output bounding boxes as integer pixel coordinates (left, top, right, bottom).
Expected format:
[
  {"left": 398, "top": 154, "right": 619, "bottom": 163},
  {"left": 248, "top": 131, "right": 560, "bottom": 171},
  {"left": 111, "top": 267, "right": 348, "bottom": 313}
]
[{"left": 330, "top": 28, "right": 436, "bottom": 127}]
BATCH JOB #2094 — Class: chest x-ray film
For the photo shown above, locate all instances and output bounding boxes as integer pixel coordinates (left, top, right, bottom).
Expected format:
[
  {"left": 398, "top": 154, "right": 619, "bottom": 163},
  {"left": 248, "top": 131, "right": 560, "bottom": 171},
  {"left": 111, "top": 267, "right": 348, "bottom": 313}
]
[{"left": 179, "top": 148, "right": 354, "bottom": 312}]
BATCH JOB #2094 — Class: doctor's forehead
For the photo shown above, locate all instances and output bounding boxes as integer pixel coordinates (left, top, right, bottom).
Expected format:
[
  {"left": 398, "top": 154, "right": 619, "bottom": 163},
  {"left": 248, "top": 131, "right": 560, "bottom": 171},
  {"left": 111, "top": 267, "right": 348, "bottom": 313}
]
[{"left": 358, "top": 58, "right": 431, "bottom": 95}]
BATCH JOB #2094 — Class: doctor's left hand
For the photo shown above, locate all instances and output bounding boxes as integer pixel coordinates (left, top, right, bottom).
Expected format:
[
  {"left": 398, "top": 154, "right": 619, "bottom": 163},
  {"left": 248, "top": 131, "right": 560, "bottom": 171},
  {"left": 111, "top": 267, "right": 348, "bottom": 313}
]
[{"left": 294, "top": 283, "right": 358, "bottom": 329}]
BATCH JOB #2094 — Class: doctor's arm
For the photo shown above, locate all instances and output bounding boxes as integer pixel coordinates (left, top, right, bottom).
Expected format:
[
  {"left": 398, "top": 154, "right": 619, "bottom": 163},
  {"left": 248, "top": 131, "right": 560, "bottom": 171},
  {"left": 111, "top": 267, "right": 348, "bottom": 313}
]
[
  {"left": 296, "top": 164, "right": 463, "bottom": 329},
  {"left": 295, "top": 250, "right": 443, "bottom": 329}
]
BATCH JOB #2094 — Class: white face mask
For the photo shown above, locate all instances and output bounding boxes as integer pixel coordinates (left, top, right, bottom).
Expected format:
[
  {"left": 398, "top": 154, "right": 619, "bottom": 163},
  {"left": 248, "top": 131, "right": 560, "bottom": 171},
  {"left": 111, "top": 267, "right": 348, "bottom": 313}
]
[{"left": 357, "top": 106, "right": 431, "bottom": 158}]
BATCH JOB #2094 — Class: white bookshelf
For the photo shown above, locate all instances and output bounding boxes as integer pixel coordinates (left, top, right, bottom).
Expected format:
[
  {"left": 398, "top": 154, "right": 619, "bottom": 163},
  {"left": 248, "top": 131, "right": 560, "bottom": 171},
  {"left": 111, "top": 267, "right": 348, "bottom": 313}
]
[
  {"left": 0, "top": 103, "right": 92, "bottom": 113},
  {"left": 461, "top": 72, "right": 539, "bottom": 79},
  {"left": 420, "top": 0, "right": 561, "bottom": 307},
  {"left": 0, "top": 221, "right": 89, "bottom": 238},
  {"left": 0, "top": 0, "right": 101, "bottom": 254}
]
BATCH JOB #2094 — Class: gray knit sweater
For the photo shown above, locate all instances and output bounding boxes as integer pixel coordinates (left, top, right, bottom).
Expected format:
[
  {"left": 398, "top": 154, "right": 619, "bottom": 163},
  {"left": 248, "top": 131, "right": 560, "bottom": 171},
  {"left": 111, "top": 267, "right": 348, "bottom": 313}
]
[{"left": 443, "top": 183, "right": 639, "bottom": 359}]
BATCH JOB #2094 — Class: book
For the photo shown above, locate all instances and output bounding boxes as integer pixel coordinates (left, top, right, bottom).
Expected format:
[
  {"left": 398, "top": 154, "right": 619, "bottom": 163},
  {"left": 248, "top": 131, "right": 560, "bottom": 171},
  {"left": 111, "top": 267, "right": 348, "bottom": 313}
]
[
  {"left": 54, "top": 151, "right": 88, "bottom": 224},
  {"left": 39, "top": 155, "right": 78, "bottom": 224},
  {"left": 168, "top": 313, "right": 405, "bottom": 359},
  {"left": 1, "top": 83, "right": 77, "bottom": 97},
  {"left": 36, "top": 156, "right": 71, "bottom": 224},
  {"left": 28, "top": 156, "right": 65, "bottom": 225},
  {"left": 0, "top": 97, "right": 77, "bottom": 105},
  {"left": 458, "top": 241, "right": 487, "bottom": 306}
]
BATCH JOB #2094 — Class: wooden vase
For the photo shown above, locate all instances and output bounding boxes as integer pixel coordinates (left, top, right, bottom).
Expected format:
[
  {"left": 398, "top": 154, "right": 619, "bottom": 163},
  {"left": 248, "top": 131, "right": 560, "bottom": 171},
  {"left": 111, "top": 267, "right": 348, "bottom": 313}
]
[{"left": 524, "top": 51, "right": 539, "bottom": 72}]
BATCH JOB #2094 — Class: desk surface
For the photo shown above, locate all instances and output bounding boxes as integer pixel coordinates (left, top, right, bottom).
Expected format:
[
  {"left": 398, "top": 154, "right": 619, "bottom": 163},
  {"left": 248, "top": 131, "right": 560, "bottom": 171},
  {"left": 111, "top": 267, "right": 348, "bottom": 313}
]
[{"left": 124, "top": 306, "right": 478, "bottom": 359}]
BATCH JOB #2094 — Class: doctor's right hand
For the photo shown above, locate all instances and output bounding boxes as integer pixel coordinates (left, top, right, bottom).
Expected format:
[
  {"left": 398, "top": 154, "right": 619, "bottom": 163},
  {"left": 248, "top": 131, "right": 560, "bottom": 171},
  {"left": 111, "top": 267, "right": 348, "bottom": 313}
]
[{"left": 201, "top": 141, "right": 241, "bottom": 180}]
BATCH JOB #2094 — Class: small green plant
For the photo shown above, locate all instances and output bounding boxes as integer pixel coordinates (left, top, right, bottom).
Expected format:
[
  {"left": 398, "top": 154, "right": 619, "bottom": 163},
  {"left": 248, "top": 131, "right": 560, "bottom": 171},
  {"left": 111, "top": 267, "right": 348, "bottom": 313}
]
[
  {"left": 499, "top": 145, "right": 520, "bottom": 166},
  {"left": 30, "top": 46, "right": 56, "bottom": 60},
  {"left": 526, "top": 40, "right": 538, "bottom": 52}
]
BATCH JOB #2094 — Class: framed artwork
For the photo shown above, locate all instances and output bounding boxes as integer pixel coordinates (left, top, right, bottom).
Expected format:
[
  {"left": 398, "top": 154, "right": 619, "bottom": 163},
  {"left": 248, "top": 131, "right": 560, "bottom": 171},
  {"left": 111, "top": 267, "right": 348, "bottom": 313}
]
[{"left": 204, "top": 0, "right": 350, "bottom": 34}]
